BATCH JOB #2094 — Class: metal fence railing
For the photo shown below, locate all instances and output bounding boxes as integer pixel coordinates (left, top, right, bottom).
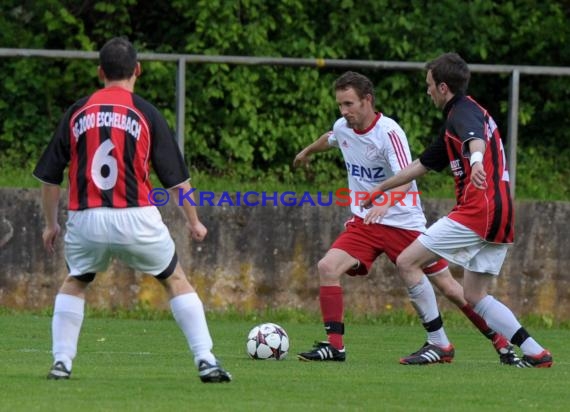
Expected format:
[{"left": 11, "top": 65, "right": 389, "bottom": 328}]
[{"left": 2, "top": 48, "right": 570, "bottom": 198}]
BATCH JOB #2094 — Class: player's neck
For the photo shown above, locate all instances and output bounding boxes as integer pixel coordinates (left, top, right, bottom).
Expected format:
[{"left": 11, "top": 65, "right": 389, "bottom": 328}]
[
  {"left": 104, "top": 79, "right": 135, "bottom": 92},
  {"left": 355, "top": 111, "right": 379, "bottom": 131}
]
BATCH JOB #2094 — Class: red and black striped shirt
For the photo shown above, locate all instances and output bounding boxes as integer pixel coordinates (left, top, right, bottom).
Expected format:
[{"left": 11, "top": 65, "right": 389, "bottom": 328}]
[
  {"left": 419, "top": 95, "right": 514, "bottom": 243},
  {"left": 33, "top": 86, "right": 189, "bottom": 210}
]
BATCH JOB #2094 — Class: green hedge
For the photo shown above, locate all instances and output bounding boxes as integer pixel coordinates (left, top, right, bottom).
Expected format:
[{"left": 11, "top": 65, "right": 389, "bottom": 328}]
[{"left": 1, "top": 0, "right": 568, "bottom": 199}]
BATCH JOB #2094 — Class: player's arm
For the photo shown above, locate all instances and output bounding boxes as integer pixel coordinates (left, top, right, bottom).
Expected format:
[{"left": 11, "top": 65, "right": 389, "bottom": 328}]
[
  {"left": 169, "top": 180, "right": 207, "bottom": 242},
  {"left": 293, "top": 131, "right": 333, "bottom": 168},
  {"left": 34, "top": 113, "right": 72, "bottom": 253},
  {"left": 454, "top": 102, "right": 487, "bottom": 189},
  {"left": 147, "top": 103, "right": 207, "bottom": 242},
  {"left": 364, "top": 128, "right": 448, "bottom": 207},
  {"left": 40, "top": 183, "right": 62, "bottom": 253},
  {"left": 361, "top": 159, "right": 429, "bottom": 211},
  {"left": 362, "top": 181, "right": 412, "bottom": 225},
  {"left": 468, "top": 138, "right": 487, "bottom": 189},
  {"left": 374, "top": 128, "right": 414, "bottom": 207}
]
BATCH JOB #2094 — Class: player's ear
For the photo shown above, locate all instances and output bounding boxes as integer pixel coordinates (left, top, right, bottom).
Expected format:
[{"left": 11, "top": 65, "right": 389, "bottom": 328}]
[
  {"left": 97, "top": 66, "right": 106, "bottom": 82},
  {"left": 134, "top": 62, "right": 142, "bottom": 78}
]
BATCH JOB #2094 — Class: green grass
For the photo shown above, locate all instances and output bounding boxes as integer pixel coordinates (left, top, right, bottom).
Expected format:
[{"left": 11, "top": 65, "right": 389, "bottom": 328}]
[{"left": 1, "top": 312, "right": 568, "bottom": 412}]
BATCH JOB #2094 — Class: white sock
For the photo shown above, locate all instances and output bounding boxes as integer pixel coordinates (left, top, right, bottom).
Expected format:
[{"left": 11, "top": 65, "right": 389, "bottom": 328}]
[
  {"left": 170, "top": 293, "right": 216, "bottom": 366},
  {"left": 520, "top": 338, "right": 544, "bottom": 356},
  {"left": 52, "top": 294, "right": 85, "bottom": 371},
  {"left": 408, "top": 276, "right": 450, "bottom": 347},
  {"left": 473, "top": 295, "right": 544, "bottom": 355}
]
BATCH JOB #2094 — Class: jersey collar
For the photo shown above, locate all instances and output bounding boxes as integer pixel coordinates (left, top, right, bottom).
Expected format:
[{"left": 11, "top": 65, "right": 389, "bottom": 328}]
[
  {"left": 354, "top": 112, "right": 382, "bottom": 135},
  {"left": 442, "top": 94, "right": 464, "bottom": 118}
]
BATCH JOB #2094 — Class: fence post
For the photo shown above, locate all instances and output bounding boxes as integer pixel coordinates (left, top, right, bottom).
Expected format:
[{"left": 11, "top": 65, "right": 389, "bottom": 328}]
[
  {"left": 176, "top": 58, "right": 186, "bottom": 156},
  {"left": 507, "top": 69, "right": 520, "bottom": 199}
]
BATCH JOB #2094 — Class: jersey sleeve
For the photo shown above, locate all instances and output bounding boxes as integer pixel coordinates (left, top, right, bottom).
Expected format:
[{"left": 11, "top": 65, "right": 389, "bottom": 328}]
[
  {"left": 383, "top": 127, "right": 411, "bottom": 174},
  {"left": 450, "top": 101, "right": 486, "bottom": 157},
  {"left": 147, "top": 106, "right": 190, "bottom": 188},
  {"left": 32, "top": 109, "right": 72, "bottom": 185},
  {"left": 327, "top": 129, "right": 338, "bottom": 147},
  {"left": 419, "top": 130, "right": 449, "bottom": 172}
]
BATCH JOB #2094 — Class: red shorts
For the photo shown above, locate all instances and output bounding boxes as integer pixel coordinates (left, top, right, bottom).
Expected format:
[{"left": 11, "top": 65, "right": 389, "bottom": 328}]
[{"left": 330, "top": 216, "right": 448, "bottom": 276}]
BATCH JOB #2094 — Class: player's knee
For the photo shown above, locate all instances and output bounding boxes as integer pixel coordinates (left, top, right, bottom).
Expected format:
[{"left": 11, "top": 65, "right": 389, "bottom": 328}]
[
  {"left": 157, "top": 259, "right": 195, "bottom": 297},
  {"left": 395, "top": 253, "right": 413, "bottom": 272},
  {"left": 60, "top": 275, "right": 91, "bottom": 296},
  {"left": 317, "top": 258, "right": 341, "bottom": 282}
]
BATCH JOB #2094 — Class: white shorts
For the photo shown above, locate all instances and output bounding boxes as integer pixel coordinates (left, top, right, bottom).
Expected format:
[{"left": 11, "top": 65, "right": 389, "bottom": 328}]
[
  {"left": 64, "top": 206, "right": 175, "bottom": 276},
  {"left": 417, "top": 216, "right": 510, "bottom": 275}
]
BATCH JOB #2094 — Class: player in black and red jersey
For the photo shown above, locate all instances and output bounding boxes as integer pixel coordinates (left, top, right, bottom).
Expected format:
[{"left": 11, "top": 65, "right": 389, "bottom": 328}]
[
  {"left": 362, "top": 52, "right": 552, "bottom": 367},
  {"left": 34, "top": 37, "right": 231, "bottom": 382}
]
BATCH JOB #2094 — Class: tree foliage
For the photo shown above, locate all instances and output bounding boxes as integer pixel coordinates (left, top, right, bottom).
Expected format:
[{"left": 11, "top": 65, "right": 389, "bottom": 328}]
[{"left": 0, "top": 0, "right": 568, "bottom": 198}]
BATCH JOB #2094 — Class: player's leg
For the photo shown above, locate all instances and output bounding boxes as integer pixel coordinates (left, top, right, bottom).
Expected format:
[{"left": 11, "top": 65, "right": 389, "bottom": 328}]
[
  {"left": 412, "top": 216, "right": 538, "bottom": 366},
  {"left": 396, "top": 240, "right": 454, "bottom": 364},
  {"left": 297, "top": 248, "right": 356, "bottom": 361},
  {"left": 47, "top": 275, "right": 92, "bottom": 380},
  {"left": 48, "top": 209, "right": 109, "bottom": 380},
  {"left": 118, "top": 206, "right": 231, "bottom": 382},
  {"left": 429, "top": 269, "right": 518, "bottom": 365},
  {"left": 318, "top": 248, "right": 358, "bottom": 349},
  {"left": 157, "top": 259, "right": 231, "bottom": 382},
  {"left": 464, "top": 268, "right": 552, "bottom": 368},
  {"left": 158, "top": 258, "right": 212, "bottom": 364},
  {"left": 299, "top": 217, "right": 380, "bottom": 362}
]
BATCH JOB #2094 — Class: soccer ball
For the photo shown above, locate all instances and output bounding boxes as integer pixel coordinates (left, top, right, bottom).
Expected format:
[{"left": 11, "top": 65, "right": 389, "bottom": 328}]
[{"left": 246, "top": 322, "right": 289, "bottom": 360}]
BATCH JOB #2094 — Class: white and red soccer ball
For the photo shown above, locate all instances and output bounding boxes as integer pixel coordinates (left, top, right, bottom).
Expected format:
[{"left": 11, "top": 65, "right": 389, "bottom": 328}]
[{"left": 246, "top": 323, "right": 289, "bottom": 360}]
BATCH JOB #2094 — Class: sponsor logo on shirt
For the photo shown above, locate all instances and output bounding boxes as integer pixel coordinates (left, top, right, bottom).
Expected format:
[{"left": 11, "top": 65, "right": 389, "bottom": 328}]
[
  {"left": 450, "top": 159, "right": 464, "bottom": 177},
  {"left": 345, "top": 162, "right": 385, "bottom": 180}
]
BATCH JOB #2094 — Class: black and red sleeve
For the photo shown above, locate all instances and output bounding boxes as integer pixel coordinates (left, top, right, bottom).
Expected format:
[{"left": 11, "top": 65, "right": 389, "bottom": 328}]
[
  {"left": 451, "top": 100, "right": 486, "bottom": 157},
  {"left": 419, "top": 128, "right": 449, "bottom": 172},
  {"left": 141, "top": 100, "right": 190, "bottom": 188},
  {"left": 32, "top": 108, "right": 72, "bottom": 185}
]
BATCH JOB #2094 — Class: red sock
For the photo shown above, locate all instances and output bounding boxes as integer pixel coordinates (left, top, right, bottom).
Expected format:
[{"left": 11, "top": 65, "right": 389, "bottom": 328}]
[
  {"left": 460, "top": 304, "right": 494, "bottom": 338},
  {"left": 320, "top": 286, "right": 344, "bottom": 349}
]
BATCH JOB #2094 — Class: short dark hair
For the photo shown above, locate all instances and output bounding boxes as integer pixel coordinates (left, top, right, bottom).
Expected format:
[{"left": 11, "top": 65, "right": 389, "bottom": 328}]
[
  {"left": 334, "top": 71, "right": 375, "bottom": 106},
  {"left": 426, "top": 52, "right": 470, "bottom": 95},
  {"left": 99, "top": 37, "right": 137, "bottom": 81}
]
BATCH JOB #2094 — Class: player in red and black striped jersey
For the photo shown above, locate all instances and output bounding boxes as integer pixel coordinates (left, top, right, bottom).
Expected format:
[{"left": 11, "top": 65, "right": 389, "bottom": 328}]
[
  {"left": 35, "top": 37, "right": 231, "bottom": 382},
  {"left": 419, "top": 95, "right": 514, "bottom": 244},
  {"left": 362, "top": 53, "right": 551, "bottom": 367},
  {"left": 33, "top": 78, "right": 188, "bottom": 210}
]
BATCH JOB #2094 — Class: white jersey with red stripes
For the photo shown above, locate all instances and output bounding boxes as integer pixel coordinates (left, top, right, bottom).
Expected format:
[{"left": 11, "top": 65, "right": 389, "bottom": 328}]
[{"left": 329, "top": 113, "right": 427, "bottom": 231}]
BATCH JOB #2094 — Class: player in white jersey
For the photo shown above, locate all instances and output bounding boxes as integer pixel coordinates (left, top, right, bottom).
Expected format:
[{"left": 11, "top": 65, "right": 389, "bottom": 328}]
[
  {"left": 329, "top": 116, "right": 426, "bottom": 231},
  {"left": 294, "top": 71, "right": 517, "bottom": 365}
]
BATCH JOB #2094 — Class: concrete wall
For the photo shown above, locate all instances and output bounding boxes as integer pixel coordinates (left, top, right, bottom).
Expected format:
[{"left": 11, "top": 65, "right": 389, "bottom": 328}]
[{"left": 1, "top": 188, "right": 569, "bottom": 319}]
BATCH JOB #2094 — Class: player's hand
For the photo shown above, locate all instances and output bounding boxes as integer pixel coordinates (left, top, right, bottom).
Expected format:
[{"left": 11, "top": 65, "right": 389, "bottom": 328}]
[
  {"left": 360, "top": 188, "right": 383, "bottom": 212},
  {"left": 360, "top": 197, "right": 373, "bottom": 210},
  {"left": 293, "top": 149, "right": 310, "bottom": 168},
  {"left": 187, "top": 220, "right": 208, "bottom": 241},
  {"left": 42, "top": 223, "right": 61, "bottom": 253},
  {"left": 363, "top": 204, "right": 389, "bottom": 225},
  {"left": 471, "top": 162, "right": 487, "bottom": 189}
]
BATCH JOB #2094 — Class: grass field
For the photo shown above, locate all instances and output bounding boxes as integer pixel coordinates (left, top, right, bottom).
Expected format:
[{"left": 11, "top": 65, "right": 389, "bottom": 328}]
[{"left": 1, "top": 312, "right": 568, "bottom": 412}]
